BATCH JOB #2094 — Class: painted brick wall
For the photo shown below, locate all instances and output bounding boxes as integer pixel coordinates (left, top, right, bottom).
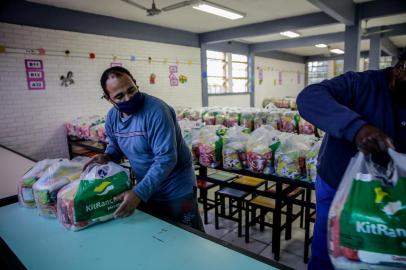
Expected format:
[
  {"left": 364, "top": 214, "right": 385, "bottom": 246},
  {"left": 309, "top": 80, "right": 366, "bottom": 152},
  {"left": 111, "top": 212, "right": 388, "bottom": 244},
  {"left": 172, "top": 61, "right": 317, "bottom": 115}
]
[
  {"left": 255, "top": 56, "right": 305, "bottom": 108},
  {"left": 0, "top": 23, "right": 202, "bottom": 160}
]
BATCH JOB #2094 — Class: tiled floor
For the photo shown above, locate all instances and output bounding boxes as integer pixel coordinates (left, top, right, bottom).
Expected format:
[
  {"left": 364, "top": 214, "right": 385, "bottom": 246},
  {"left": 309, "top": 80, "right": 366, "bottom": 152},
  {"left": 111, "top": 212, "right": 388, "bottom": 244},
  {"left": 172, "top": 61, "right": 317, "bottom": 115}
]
[{"left": 198, "top": 202, "right": 312, "bottom": 270}]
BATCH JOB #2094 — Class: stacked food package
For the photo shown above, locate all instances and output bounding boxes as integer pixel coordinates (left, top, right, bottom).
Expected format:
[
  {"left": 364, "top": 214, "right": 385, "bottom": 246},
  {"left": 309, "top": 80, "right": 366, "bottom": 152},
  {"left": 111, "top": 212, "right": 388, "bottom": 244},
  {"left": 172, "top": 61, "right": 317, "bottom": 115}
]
[
  {"left": 246, "top": 126, "right": 281, "bottom": 175},
  {"left": 32, "top": 159, "right": 86, "bottom": 218},
  {"left": 57, "top": 162, "right": 131, "bottom": 231},
  {"left": 66, "top": 115, "right": 105, "bottom": 141},
  {"left": 222, "top": 126, "right": 249, "bottom": 171},
  {"left": 197, "top": 125, "right": 226, "bottom": 168},
  {"left": 274, "top": 134, "right": 317, "bottom": 179},
  {"left": 18, "top": 159, "right": 59, "bottom": 208}
]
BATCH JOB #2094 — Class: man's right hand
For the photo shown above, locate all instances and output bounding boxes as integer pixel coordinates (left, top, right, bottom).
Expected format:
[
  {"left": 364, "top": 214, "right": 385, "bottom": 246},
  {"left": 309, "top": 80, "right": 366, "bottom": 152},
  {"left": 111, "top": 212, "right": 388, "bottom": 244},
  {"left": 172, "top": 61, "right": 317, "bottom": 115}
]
[
  {"left": 82, "top": 153, "right": 111, "bottom": 172},
  {"left": 355, "top": 124, "right": 394, "bottom": 155}
]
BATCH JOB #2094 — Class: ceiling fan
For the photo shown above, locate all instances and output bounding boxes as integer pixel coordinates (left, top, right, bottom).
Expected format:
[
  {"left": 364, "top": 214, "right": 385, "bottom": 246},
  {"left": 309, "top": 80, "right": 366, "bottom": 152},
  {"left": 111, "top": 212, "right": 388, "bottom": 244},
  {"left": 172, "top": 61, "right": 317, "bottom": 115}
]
[
  {"left": 361, "top": 19, "right": 393, "bottom": 38},
  {"left": 121, "top": 0, "right": 199, "bottom": 16}
]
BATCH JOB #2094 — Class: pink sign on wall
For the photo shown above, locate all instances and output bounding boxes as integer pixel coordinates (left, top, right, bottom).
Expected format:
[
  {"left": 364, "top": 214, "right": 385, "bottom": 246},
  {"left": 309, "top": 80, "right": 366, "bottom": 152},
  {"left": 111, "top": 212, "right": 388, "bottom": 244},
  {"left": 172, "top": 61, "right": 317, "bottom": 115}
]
[{"left": 25, "top": 59, "right": 45, "bottom": 90}]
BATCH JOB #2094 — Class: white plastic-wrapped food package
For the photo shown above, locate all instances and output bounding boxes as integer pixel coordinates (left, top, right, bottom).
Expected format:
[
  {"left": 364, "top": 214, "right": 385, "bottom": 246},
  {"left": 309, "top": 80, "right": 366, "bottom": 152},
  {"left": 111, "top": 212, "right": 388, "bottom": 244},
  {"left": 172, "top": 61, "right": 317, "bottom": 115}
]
[
  {"left": 305, "top": 140, "right": 322, "bottom": 182},
  {"left": 274, "top": 134, "right": 315, "bottom": 179},
  {"left": 328, "top": 150, "right": 406, "bottom": 269},
  {"left": 57, "top": 162, "right": 131, "bottom": 231},
  {"left": 246, "top": 126, "right": 281, "bottom": 175},
  {"left": 197, "top": 125, "right": 225, "bottom": 168},
  {"left": 18, "top": 159, "right": 59, "bottom": 208},
  {"left": 222, "top": 126, "right": 249, "bottom": 171},
  {"left": 33, "top": 159, "right": 85, "bottom": 218}
]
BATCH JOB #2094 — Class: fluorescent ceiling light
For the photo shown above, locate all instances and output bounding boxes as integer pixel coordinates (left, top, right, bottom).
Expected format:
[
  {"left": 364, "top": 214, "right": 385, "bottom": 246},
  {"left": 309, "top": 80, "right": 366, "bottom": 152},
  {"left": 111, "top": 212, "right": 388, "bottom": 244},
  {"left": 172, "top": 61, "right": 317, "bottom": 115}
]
[
  {"left": 193, "top": 1, "right": 245, "bottom": 20},
  {"left": 315, "top": 43, "right": 327, "bottom": 48},
  {"left": 330, "top": 48, "right": 345, "bottom": 54},
  {"left": 280, "top": 31, "right": 300, "bottom": 38}
]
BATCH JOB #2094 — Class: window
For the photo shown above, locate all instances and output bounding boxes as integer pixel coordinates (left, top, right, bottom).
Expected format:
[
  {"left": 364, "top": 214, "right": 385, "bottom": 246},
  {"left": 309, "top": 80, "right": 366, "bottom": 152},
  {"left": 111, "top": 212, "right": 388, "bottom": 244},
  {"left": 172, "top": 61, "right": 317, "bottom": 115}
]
[
  {"left": 334, "top": 59, "right": 344, "bottom": 76},
  {"left": 207, "top": 50, "right": 248, "bottom": 94},
  {"left": 307, "top": 61, "right": 328, "bottom": 85},
  {"left": 380, "top": 56, "right": 393, "bottom": 69}
]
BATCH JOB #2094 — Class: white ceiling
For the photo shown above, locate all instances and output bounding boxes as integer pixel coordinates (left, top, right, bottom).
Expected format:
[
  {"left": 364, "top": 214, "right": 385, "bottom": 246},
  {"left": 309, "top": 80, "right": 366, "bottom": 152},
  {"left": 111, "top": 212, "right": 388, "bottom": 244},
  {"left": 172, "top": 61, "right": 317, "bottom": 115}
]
[
  {"left": 26, "top": 0, "right": 406, "bottom": 56},
  {"left": 27, "top": 0, "right": 320, "bottom": 33},
  {"left": 238, "top": 23, "right": 345, "bottom": 44}
]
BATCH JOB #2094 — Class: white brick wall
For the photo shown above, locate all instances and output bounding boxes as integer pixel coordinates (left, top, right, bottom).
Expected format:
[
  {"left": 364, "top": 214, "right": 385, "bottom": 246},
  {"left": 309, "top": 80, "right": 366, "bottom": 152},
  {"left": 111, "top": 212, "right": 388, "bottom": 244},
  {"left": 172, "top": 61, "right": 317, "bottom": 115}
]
[
  {"left": 0, "top": 23, "right": 202, "bottom": 160},
  {"left": 255, "top": 57, "right": 305, "bottom": 107}
]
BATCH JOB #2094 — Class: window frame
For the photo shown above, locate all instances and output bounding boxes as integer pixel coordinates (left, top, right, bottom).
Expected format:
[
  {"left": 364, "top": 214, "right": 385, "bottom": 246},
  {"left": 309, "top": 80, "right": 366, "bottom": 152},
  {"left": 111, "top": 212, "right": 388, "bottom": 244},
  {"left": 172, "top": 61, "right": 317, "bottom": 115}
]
[{"left": 207, "top": 50, "right": 249, "bottom": 95}]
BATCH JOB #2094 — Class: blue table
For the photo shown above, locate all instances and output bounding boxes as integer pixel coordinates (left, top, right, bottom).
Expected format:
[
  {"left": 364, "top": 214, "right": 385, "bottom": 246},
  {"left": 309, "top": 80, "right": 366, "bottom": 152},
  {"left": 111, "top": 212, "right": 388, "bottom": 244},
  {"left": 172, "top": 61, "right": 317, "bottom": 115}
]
[{"left": 0, "top": 203, "right": 288, "bottom": 270}]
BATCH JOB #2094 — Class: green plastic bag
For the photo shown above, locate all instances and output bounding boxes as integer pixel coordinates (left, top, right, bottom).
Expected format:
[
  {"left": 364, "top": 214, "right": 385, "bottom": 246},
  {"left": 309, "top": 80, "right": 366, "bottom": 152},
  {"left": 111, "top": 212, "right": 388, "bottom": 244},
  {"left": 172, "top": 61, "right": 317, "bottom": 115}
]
[{"left": 328, "top": 149, "right": 406, "bottom": 269}]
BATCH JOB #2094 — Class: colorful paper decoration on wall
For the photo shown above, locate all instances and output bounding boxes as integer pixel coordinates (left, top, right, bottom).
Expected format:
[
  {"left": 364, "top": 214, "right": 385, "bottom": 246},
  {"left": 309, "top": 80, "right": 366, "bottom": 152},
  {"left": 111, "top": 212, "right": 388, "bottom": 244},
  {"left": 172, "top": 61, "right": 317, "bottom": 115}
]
[
  {"left": 37, "top": 48, "right": 46, "bottom": 55},
  {"left": 130, "top": 55, "right": 136, "bottom": 62},
  {"left": 179, "top": 74, "right": 187, "bottom": 84},
  {"left": 149, "top": 73, "right": 156, "bottom": 84},
  {"left": 273, "top": 79, "right": 277, "bottom": 86},
  {"left": 187, "top": 59, "right": 193, "bottom": 65},
  {"left": 258, "top": 68, "right": 263, "bottom": 85},
  {"left": 110, "top": 62, "right": 123, "bottom": 67},
  {"left": 25, "top": 59, "right": 45, "bottom": 90},
  {"left": 89, "top": 52, "right": 96, "bottom": 59},
  {"left": 0, "top": 45, "right": 6, "bottom": 54},
  {"left": 60, "top": 71, "right": 74, "bottom": 87},
  {"left": 64, "top": 50, "right": 70, "bottom": 57},
  {"left": 148, "top": 57, "right": 152, "bottom": 64},
  {"left": 278, "top": 71, "right": 282, "bottom": 85},
  {"left": 169, "top": 65, "right": 178, "bottom": 73},
  {"left": 169, "top": 65, "right": 178, "bottom": 87}
]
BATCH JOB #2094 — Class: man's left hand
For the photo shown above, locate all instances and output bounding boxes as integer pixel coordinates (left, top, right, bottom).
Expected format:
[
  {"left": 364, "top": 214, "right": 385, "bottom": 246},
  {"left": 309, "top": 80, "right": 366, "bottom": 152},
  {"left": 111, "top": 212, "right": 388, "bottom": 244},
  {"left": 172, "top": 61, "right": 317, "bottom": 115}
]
[{"left": 113, "top": 190, "right": 141, "bottom": 218}]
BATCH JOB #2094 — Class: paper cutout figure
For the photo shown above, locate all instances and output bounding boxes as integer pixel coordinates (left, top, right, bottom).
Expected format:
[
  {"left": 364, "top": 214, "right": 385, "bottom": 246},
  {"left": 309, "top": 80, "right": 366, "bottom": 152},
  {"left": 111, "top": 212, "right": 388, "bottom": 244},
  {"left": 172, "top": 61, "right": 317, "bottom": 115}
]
[{"left": 60, "top": 71, "right": 75, "bottom": 87}]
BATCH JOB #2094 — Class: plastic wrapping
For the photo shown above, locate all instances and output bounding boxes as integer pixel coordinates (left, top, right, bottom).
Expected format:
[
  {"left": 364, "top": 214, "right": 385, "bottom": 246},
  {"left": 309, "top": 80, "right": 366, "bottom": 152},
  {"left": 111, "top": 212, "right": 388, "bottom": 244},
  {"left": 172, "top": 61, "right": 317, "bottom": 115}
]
[
  {"left": 298, "top": 116, "right": 315, "bottom": 135},
  {"left": 222, "top": 126, "right": 249, "bottom": 171},
  {"left": 224, "top": 109, "right": 240, "bottom": 128},
  {"left": 305, "top": 140, "right": 322, "bottom": 182},
  {"left": 57, "top": 162, "right": 131, "bottom": 231},
  {"left": 33, "top": 159, "right": 85, "bottom": 218},
  {"left": 198, "top": 126, "right": 225, "bottom": 168},
  {"left": 328, "top": 150, "right": 406, "bottom": 269},
  {"left": 274, "top": 134, "right": 315, "bottom": 179},
  {"left": 278, "top": 111, "right": 298, "bottom": 133},
  {"left": 246, "top": 126, "right": 281, "bottom": 174},
  {"left": 240, "top": 111, "right": 255, "bottom": 132},
  {"left": 18, "top": 159, "right": 59, "bottom": 208}
]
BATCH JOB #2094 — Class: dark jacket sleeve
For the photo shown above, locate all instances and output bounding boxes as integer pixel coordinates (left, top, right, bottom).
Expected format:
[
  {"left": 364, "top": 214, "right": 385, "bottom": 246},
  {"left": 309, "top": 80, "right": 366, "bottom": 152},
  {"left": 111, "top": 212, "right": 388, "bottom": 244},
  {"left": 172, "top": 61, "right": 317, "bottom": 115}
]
[{"left": 297, "top": 71, "right": 367, "bottom": 142}]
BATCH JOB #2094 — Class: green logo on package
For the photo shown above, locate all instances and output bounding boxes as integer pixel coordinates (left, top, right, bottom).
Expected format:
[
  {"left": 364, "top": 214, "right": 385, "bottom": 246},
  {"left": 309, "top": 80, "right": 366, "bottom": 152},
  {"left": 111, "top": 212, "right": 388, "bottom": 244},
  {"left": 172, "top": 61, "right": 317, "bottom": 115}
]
[
  {"left": 73, "top": 171, "right": 130, "bottom": 222},
  {"left": 340, "top": 176, "right": 406, "bottom": 256}
]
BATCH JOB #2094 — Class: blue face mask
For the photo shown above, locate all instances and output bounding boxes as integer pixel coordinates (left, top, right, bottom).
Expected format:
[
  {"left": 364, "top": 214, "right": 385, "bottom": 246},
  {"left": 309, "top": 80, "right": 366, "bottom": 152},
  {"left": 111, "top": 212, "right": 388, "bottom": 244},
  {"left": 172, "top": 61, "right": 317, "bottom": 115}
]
[{"left": 115, "top": 91, "right": 144, "bottom": 114}]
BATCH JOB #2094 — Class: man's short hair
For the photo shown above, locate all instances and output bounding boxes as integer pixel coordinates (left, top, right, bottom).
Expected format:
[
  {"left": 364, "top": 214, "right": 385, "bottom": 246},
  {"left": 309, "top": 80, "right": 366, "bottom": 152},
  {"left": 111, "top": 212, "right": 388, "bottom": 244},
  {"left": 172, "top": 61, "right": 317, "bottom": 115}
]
[{"left": 100, "top": 66, "right": 137, "bottom": 98}]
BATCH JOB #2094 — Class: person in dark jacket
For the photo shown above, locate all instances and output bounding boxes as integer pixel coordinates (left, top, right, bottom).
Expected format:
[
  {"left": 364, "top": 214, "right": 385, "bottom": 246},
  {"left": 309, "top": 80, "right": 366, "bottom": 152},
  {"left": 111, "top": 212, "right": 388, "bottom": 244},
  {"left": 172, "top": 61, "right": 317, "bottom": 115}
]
[
  {"left": 84, "top": 66, "right": 204, "bottom": 231},
  {"left": 297, "top": 49, "right": 406, "bottom": 270}
]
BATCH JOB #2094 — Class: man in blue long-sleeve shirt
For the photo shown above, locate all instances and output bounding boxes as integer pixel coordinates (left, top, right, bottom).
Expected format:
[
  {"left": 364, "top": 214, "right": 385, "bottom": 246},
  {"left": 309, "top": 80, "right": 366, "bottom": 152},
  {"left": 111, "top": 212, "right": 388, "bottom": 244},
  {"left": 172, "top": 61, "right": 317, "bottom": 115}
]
[
  {"left": 84, "top": 67, "right": 204, "bottom": 231},
  {"left": 297, "top": 50, "right": 406, "bottom": 269}
]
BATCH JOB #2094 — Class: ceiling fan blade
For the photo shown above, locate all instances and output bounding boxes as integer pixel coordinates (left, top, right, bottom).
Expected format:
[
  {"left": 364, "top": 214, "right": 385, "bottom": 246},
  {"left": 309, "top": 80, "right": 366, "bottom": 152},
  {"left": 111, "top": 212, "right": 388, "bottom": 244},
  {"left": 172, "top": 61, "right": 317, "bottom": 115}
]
[
  {"left": 121, "top": 0, "right": 149, "bottom": 11},
  {"left": 161, "top": 0, "right": 198, "bottom": 12}
]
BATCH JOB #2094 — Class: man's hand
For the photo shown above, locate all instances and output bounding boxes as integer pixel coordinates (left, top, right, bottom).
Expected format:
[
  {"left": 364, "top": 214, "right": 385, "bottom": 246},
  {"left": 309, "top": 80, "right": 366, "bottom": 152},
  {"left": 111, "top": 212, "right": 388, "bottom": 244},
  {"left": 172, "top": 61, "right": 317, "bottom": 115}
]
[
  {"left": 355, "top": 124, "right": 394, "bottom": 154},
  {"left": 82, "top": 154, "right": 111, "bottom": 172},
  {"left": 113, "top": 190, "right": 141, "bottom": 218}
]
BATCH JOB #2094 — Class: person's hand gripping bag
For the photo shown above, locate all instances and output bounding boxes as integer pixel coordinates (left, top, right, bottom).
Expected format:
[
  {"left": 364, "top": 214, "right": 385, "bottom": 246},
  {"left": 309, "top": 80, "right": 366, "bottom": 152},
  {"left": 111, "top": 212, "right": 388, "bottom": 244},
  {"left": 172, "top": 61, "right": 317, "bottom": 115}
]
[
  {"left": 57, "top": 162, "right": 131, "bottom": 231},
  {"left": 328, "top": 149, "right": 406, "bottom": 270}
]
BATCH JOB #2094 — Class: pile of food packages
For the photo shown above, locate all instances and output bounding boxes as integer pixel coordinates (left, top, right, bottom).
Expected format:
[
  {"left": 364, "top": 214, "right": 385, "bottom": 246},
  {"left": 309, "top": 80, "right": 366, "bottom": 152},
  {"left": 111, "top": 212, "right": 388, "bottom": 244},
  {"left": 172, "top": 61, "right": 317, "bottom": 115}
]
[
  {"left": 66, "top": 115, "right": 106, "bottom": 143},
  {"left": 179, "top": 119, "right": 322, "bottom": 182},
  {"left": 65, "top": 106, "right": 320, "bottom": 144},
  {"left": 262, "top": 97, "right": 297, "bottom": 110},
  {"left": 18, "top": 158, "right": 131, "bottom": 231},
  {"left": 175, "top": 106, "right": 316, "bottom": 135}
]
